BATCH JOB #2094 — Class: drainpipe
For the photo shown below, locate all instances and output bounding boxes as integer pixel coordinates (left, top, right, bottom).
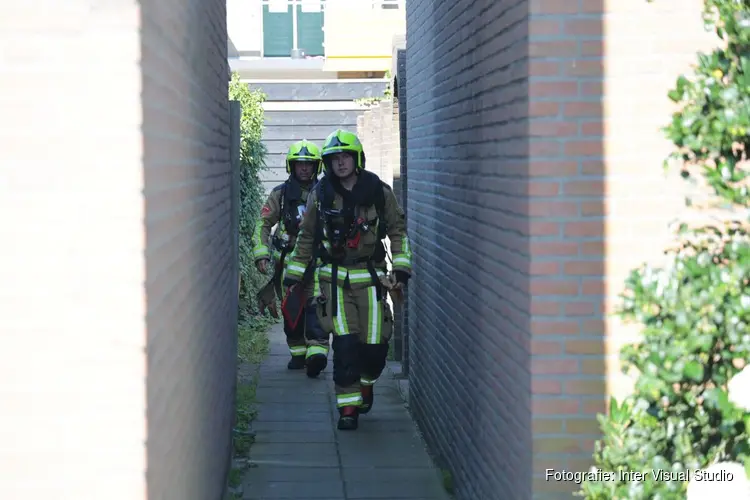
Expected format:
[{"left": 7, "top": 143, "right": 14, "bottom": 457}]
[{"left": 291, "top": 0, "right": 300, "bottom": 54}]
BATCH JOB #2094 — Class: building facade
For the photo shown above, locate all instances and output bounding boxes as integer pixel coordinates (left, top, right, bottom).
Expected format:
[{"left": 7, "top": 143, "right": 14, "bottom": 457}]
[{"left": 227, "top": 0, "right": 405, "bottom": 79}]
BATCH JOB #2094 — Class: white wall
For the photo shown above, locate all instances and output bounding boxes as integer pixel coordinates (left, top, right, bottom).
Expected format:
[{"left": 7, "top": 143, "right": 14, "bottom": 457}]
[{"left": 228, "top": 0, "right": 262, "bottom": 54}]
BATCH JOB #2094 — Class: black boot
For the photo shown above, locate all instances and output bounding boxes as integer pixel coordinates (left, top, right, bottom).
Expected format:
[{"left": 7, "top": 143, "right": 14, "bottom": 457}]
[
  {"left": 337, "top": 406, "right": 359, "bottom": 430},
  {"left": 287, "top": 355, "right": 305, "bottom": 370},
  {"left": 305, "top": 353, "right": 328, "bottom": 378},
  {"left": 359, "top": 385, "right": 374, "bottom": 414}
]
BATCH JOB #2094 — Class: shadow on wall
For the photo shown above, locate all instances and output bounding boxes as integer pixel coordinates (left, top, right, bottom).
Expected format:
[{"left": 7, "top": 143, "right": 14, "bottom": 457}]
[
  {"left": 403, "top": 0, "right": 605, "bottom": 498},
  {"left": 140, "top": 1, "right": 237, "bottom": 499}
]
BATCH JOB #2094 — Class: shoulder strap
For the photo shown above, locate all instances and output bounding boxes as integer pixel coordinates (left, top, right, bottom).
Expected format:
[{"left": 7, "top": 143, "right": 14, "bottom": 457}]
[
  {"left": 278, "top": 183, "right": 286, "bottom": 217},
  {"left": 374, "top": 181, "right": 387, "bottom": 239},
  {"left": 316, "top": 177, "right": 335, "bottom": 211},
  {"left": 313, "top": 179, "right": 328, "bottom": 248}
]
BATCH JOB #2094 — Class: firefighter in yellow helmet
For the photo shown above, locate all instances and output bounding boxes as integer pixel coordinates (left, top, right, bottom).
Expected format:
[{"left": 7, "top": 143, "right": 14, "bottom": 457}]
[
  {"left": 251, "top": 139, "right": 329, "bottom": 377},
  {"left": 284, "top": 129, "right": 413, "bottom": 430}
]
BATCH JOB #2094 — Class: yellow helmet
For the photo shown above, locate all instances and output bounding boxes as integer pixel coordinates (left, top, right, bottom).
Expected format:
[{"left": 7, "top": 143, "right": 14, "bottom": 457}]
[
  {"left": 321, "top": 129, "right": 365, "bottom": 171},
  {"left": 285, "top": 140, "right": 323, "bottom": 175}
]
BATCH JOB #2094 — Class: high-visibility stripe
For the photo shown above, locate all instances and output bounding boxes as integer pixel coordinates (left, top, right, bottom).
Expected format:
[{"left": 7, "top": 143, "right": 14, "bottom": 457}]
[
  {"left": 306, "top": 345, "right": 328, "bottom": 358},
  {"left": 336, "top": 392, "right": 363, "bottom": 407},
  {"left": 392, "top": 234, "right": 412, "bottom": 271},
  {"left": 289, "top": 346, "right": 306, "bottom": 356},
  {"left": 333, "top": 286, "right": 349, "bottom": 335},
  {"left": 392, "top": 256, "right": 410, "bottom": 267},
  {"left": 366, "top": 286, "right": 382, "bottom": 344},
  {"left": 318, "top": 265, "right": 386, "bottom": 284},
  {"left": 360, "top": 377, "right": 378, "bottom": 386},
  {"left": 286, "top": 262, "right": 306, "bottom": 278},
  {"left": 253, "top": 245, "right": 270, "bottom": 259}
]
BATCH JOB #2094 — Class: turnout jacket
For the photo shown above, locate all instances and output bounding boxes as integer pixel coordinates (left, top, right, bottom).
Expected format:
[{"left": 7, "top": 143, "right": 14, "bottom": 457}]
[
  {"left": 285, "top": 173, "right": 412, "bottom": 290},
  {"left": 251, "top": 180, "right": 313, "bottom": 262}
]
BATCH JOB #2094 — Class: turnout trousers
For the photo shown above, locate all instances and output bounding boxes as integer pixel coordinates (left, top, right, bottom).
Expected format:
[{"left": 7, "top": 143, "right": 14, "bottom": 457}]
[
  {"left": 282, "top": 268, "right": 330, "bottom": 360},
  {"left": 316, "top": 281, "right": 393, "bottom": 409}
]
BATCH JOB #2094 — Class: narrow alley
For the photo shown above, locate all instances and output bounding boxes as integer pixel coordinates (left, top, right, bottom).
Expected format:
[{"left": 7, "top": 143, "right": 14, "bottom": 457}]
[
  {"left": 2, "top": 0, "right": 733, "bottom": 499},
  {"left": 243, "top": 324, "right": 450, "bottom": 500}
]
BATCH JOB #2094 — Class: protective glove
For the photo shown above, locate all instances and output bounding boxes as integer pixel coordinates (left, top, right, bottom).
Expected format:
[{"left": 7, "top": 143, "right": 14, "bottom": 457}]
[
  {"left": 394, "top": 270, "right": 410, "bottom": 285},
  {"left": 283, "top": 276, "right": 301, "bottom": 288}
]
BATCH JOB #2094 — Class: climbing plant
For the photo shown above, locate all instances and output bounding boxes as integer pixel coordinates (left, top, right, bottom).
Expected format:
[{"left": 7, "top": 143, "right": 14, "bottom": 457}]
[
  {"left": 229, "top": 72, "right": 270, "bottom": 322},
  {"left": 578, "top": 1, "right": 750, "bottom": 498}
]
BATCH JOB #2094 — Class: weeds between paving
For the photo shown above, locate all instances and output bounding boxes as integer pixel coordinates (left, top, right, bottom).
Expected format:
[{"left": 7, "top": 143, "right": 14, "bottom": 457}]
[{"left": 226, "top": 316, "right": 275, "bottom": 499}]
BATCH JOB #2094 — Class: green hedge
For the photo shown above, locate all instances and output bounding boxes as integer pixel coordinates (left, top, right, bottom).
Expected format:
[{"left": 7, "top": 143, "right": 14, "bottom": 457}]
[
  {"left": 228, "top": 72, "right": 272, "bottom": 323},
  {"left": 578, "top": 1, "right": 750, "bottom": 498}
]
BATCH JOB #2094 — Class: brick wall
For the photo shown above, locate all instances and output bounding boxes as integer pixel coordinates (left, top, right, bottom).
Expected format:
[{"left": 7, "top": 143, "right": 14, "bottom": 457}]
[
  {"left": 405, "top": 1, "right": 533, "bottom": 498},
  {"left": 357, "top": 96, "right": 403, "bottom": 356},
  {"left": 526, "top": 1, "right": 713, "bottom": 496},
  {"left": 142, "top": 0, "right": 236, "bottom": 498},
  {"left": 402, "top": 0, "right": 714, "bottom": 498},
  {"left": 357, "top": 99, "right": 397, "bottom": 187},
  {"left": 395, "top": 47, "right": 410, "bottom": 370},
  {"left": 0, "top": 2, "right": 236, "bottom": 499}
]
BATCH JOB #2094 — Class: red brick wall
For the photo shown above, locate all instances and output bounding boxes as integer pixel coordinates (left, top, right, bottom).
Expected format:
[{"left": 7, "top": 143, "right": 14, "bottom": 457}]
[
  {"left": 527, "top": 1, "right": 608, "bottom": 493},
  {"left": 401, "top": 0, "right": 715, "bottom": 498},
  {"left": 0, "top": 2, "right": 236, "bottom": 499},
  {"left": 529, "top": 1, "right": 715, "bottom": 495}
]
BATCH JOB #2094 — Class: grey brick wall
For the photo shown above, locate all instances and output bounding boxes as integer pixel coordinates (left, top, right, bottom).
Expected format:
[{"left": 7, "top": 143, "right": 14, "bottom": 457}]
[
  {"left": 405, "top": 1, "right": 533, "bottom": 499},
  {"left": 395, "top": 48, "right": 410, "bottom": 371},
  {"left": 0, "top": 1, "right": 235, "bottom": 498},
  {"left": 141, "top": 0, "right": 236, "bottom": 499}
]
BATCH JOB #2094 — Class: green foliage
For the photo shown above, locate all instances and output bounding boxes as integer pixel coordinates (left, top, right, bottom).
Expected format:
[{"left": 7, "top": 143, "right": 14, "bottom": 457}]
[
  {"left": 232, "top": 320, "right": 271, "bottom": 458},
  {"left": 578, "top": 224, "right": 750, "bottom": 498},
  {"left": 355, "top": 71, "right": 393, "bottom": 108},
  {"left": 440, "top": 468, "right": 455, "bottom": 495},
  {"left": 228, "top": 72, "right": 273, "bottom": 322},
  {"left": 578, "top": 1, "right": 750, "bottom": 498},
  {"left": 227, "top": 73, "right": 274, "bottom": 498},
  {"left": 237, "top": 317, "right": 273, "bottom": 366},
  {"left": 662, "top": 1, "right": 750, "bottom": 206}
]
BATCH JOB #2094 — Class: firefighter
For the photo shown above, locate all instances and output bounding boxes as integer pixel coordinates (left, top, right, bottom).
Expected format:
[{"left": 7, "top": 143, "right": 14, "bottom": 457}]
[
  {"left": 251, "top": 139, "right": 329, "bottom": 378},
  {"left": 283, "top": 129, "right": 412, "bottom": 430}
]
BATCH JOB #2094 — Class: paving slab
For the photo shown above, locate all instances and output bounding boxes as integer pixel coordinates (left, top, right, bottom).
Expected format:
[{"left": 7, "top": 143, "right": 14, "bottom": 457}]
[
  {"left": 345, "top": 469, "right": 447, "bottom": 499},
  {"left": 247, "top": 454, "right": 341, "bottom": 468},
  {"left": 251, "top": 420, "right": 332, "bottom": 432},
  {"left": 345, "top": 418, "right": 419, "bottom": 432},
  {"left": 254, "top": 430, "right": 335, "bottom": 443},
  {"left": 252, "top": 442, "right": 339, "bottom": 456},
  {"left": 255, "top": 407, "right": 330, "bottom": 422},
  {"left": 256, "top": 382, "right": 331, "bottom": 393},
  {"left": 254, "top": 389, "right": 331, "bottom": 404},
  {"left": 242, "top": 323, "right": 451, "bottom": 500},
  {"left": 242, "top": 480, "right": 345, "bottom": 499},
  {"left": 244, "top": 466, "right": 342, "bottom": 483}
]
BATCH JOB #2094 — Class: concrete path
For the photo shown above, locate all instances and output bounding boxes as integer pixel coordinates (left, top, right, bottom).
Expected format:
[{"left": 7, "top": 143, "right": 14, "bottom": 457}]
[{"left": 243, "top": 323, "right": 451, "bottom": 500}]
